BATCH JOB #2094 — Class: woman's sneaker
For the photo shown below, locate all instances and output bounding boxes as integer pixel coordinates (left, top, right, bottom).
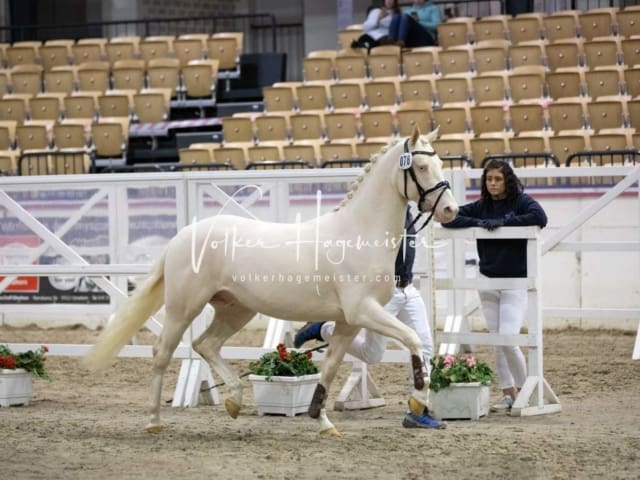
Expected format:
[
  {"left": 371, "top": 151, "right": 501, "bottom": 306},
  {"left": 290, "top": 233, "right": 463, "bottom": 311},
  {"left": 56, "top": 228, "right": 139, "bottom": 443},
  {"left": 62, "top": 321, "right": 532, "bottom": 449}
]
[
  {"left": 490, "top": 395, "right": 514, "bottom": 412},
  {"left": 402, "top": 410, "right": 446, "bottom": 429}
]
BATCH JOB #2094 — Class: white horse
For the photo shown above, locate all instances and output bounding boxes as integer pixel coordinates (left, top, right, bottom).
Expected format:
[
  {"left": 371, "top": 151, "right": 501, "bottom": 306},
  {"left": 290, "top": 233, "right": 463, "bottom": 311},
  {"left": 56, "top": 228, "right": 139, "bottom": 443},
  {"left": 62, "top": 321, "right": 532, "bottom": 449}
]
[{"left": 85, "top": 127, "right": 459, "bottom": 434}]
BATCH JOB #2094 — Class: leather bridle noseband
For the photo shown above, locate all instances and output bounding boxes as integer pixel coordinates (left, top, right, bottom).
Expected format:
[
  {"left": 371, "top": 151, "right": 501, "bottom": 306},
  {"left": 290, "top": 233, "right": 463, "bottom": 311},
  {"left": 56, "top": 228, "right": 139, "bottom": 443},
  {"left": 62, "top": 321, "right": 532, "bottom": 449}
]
[{"left": 402, "top": 138, "right": 452, "bottom": 233}]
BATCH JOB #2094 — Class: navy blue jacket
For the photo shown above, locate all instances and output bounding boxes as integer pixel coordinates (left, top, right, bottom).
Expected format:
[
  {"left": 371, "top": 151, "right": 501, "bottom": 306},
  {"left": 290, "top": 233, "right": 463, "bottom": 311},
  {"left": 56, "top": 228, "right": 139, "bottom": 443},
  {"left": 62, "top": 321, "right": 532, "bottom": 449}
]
[
  {"left": 396, "top": 208, "right": 416, "bottom": 281},
  {"left": 442, "top": 193, "right": 547, "bottom": 278}
]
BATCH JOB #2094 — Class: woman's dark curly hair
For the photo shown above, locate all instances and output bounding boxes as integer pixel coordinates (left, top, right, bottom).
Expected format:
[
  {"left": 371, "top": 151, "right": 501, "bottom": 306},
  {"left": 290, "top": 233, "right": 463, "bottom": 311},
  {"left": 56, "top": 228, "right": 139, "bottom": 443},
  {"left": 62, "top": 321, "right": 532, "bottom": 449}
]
[{"left": 480, "top": 159, "right": 523, "bottom": 204}]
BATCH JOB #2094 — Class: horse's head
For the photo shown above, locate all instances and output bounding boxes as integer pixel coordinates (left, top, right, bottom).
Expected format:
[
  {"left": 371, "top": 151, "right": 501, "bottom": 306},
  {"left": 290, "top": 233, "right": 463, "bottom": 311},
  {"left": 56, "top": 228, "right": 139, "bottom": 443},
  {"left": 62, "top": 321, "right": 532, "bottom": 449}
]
[{"left": 395, "top": 127, "right": 459, "bottom": 224}]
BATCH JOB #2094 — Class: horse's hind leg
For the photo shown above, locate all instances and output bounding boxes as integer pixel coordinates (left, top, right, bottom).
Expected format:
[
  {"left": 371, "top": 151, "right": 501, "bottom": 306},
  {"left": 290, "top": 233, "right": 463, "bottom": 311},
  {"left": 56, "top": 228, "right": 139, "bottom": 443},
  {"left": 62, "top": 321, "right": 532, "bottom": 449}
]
[
  {"left": 147, "top": 310, "right": 195, "bottom": 433},
  {"left": 192, "top": 299, "right": 256, "bottom": 419}
]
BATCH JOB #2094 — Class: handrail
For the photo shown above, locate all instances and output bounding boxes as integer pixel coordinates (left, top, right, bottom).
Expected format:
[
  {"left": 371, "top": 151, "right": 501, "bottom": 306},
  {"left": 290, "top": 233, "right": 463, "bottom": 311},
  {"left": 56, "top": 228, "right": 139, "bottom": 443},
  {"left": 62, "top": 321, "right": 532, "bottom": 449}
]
[
  {"left": 441, "top": 154, "right": 474, "bottom": 169},
  {"left": 565, "top": 150, "right": 640, "bottom": 167},
  {"left": 481, "top": 152, "right": 561, "bottom": 168},
  {"left": 0, "top": 13, "right": 278, "bottom": 51}
]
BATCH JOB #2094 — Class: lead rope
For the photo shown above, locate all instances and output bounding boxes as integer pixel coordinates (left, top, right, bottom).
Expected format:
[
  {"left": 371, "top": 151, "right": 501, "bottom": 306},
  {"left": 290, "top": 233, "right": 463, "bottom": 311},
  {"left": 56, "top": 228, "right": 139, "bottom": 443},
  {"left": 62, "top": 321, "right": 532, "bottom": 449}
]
[{"left": 197, "top": 343, "right": 330, "bottom": 393}]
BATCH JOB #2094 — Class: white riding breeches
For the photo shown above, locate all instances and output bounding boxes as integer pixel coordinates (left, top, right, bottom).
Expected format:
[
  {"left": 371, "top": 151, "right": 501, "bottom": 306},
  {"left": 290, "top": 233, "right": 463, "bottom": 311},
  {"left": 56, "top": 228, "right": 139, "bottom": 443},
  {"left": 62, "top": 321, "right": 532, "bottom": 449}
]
[
  {"left": 478, "top": 288, "right": 528, "bottom": 390},
  {"left": 320, "top": 284, "right": 434, "bottom": 374}
]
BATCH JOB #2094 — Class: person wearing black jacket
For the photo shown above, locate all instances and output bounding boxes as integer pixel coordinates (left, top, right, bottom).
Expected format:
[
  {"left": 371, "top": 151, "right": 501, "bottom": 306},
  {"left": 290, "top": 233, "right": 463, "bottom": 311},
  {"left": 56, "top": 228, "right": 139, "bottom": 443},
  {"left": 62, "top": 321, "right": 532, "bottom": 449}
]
[
  {"left": 442, "top": 159, "right": 548, "bottom": 412},
  {"left": 294, "top": 207, "right": 444, "bottom": 429}
]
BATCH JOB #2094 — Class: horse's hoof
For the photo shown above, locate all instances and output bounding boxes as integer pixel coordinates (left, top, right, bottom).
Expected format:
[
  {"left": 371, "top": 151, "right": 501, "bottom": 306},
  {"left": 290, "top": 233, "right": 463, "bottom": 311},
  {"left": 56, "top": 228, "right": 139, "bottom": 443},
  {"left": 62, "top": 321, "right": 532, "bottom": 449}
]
[
  {"left": 319, "top": 426, "right": 341, "bottom": 436},
  {"left": 408, "top": 396, "right": 425, "bottom": 416},
  {"left": 145, "top": 424, "right": 164, "bottom": 433},
  {"left": 225, "top": 399, "right": 241, "bottom": 419}
]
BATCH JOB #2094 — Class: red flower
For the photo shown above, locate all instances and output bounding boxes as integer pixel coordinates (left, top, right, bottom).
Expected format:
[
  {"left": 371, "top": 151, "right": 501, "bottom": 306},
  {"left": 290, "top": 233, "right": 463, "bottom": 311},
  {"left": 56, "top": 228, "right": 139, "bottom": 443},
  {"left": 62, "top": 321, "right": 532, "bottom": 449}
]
[
  {"left": 276, "top": 343, "right": 288, "bottom": 361},
  {"left": 306, "top": 351, "right": 312, "bottom": 359},
  {"left": 0, "top": 354, "right": 17, "bottom": 369},
  {"left": 43, "top": 346, "right": 49, "bottom": 353}
]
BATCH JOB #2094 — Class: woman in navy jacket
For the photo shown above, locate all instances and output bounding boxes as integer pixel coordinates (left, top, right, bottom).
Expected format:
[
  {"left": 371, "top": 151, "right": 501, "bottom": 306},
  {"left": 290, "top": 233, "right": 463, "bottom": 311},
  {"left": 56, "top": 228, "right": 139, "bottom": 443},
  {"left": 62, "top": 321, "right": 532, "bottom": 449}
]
[{"left": 442, "top": 159, "right": 547, "bottom": 411}]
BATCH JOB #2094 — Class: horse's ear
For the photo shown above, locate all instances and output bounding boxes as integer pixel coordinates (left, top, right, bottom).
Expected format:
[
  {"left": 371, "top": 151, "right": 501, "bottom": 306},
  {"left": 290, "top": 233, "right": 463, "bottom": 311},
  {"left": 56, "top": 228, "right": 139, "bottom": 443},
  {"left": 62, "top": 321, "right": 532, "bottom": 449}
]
[
  {"left": 424, "top": 126, "right": 439, "bottom": 144},
  {"left": 411, "top": 125, "right": 421, "bottom": 145}
]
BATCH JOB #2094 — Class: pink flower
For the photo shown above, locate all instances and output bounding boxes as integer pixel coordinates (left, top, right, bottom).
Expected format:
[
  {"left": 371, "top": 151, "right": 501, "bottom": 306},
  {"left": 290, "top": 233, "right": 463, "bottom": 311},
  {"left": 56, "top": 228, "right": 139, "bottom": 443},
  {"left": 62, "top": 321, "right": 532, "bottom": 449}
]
[
  {"left": 443, "top": 355, "right": 456, "bottom": 368},
  {"left": 465, "top": 355, "right": 476, "bottom": 368}
]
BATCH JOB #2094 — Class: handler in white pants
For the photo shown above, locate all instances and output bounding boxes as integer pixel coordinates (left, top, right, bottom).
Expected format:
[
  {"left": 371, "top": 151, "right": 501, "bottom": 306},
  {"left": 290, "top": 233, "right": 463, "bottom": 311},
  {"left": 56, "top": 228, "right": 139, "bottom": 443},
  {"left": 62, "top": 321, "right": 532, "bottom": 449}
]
[
  {"left": 318, "top": 283, "right": 432, "bottom": 371},
  {"left": 294, "top": 207, "right": 444, "bottom": 429}
]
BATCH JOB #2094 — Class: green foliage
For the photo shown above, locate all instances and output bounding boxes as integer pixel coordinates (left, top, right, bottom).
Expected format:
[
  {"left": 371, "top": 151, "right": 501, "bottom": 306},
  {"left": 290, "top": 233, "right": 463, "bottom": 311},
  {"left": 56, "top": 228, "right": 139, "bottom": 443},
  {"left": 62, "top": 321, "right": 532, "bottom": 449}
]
[
  {"left": 249, "top": 343, "right": 319, "bottom": 380},
  {"left": 429, "top": 354, "right": 494, "bottom": 392},
  {"left": 0, "top": 344, "right": 52, "bottom": 380}
]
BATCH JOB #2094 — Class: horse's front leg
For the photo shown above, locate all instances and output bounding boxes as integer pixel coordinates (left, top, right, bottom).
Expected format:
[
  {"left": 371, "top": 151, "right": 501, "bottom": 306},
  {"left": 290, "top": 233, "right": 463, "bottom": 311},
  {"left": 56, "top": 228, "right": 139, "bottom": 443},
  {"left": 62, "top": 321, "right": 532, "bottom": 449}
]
[
  {"left": 309, "top": 322, "right": 359, "bottom": 435},
  {"left": 347, "top": 297, "right": 430, "bottom": 416}
]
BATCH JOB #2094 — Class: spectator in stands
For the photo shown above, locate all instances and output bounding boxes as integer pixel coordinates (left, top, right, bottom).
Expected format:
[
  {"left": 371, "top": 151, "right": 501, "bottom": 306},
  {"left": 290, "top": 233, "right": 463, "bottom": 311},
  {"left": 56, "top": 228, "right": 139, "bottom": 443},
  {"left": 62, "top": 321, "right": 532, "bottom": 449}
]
[
  {"left": 389, "top": 0, "right": 442, "bottom": 47},
  {"left": 442, "top": 159, "right": 548, "bottom": 412},
  {"left": 351, "top": 0, "right": 401, "bottom": 52},
  {"left": 294, "top": 207, "right": 445, "bottom": 429}
]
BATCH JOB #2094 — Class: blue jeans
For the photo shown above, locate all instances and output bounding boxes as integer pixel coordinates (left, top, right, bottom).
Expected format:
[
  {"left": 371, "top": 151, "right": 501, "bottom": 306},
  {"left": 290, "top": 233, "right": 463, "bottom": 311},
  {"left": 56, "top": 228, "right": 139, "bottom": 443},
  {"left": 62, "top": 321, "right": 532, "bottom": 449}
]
[{"left": 389, "top": 13, "right": 436, "bottom": 47}]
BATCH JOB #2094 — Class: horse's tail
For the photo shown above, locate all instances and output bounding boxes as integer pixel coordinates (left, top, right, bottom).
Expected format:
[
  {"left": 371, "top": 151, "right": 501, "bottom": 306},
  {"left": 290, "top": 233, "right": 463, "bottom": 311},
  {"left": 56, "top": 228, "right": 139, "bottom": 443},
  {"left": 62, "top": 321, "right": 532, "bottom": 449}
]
[{"left": 84, "top": 249, "right": 167, "bottom": 371}]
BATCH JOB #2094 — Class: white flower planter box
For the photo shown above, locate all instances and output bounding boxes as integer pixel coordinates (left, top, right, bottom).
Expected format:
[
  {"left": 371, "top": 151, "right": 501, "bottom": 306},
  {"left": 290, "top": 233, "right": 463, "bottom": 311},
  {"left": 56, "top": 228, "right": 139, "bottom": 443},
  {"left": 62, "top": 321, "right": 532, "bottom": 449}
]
[
  {"left": 430, "top": 382, "right": 490, "bottom": 420},
  {"left": 249, "top": 373, "right": 320, "bottom": 417},
  {"left": 0, "top": 368, "right": 32, "bottom": 407}
]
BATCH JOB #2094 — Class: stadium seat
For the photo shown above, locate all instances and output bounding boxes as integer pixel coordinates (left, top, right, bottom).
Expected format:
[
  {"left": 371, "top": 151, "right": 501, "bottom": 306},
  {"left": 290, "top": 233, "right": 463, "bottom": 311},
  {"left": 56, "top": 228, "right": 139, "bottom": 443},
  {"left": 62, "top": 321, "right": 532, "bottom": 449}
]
[
  {"left": 548, "top": 99, "right": 587, "bottom": 132},
  {"left": 437, "top": 17, "right": 473, "bottom": 49},
  {"left": 546, "top": 39, "right": 584, "bottom": 71},
  {"left": 334, "top": 54, "right": 367, "bottom": 81},
  {"left": 111, "top": 59, "right": 146, "bottom": 91},
  {"left": 182, "top": 59, "right": 219, "bottom": 99},
  {"left": 470, "top": 104, "right": 507, "bottom": 136},
  {"left": 542, "top": 10, "right": 580, "bottom": 42},
  {"left": 29, "top": 95, "right": 61, "bottom": 121},
  {"left": 254, "top": 114, "right": 289, "bottom": 143},
  {"left": 402, "top": 48, "right": 440, "bottom": 77},
  {"left": 472, "top": 15, "right": 509, "bottom": 43},
  {"left": 147, "top": 58, "right": 181, "bottom": 99},
  {"left": 508, "top": 42, "right": 546, "bottom": 69},
  {"left": 296, "top": 84, "right": 330, "bottom": 112},
  {"left": 507, "top": 13, "right": 545, "bottom": 44},
  {"left": 471, "top": 74, "right": 508, "bottom": 105},
  {"left": 395, "top": 101, "right": 433, "bottom": 137},
  {"left": 509, "top": 103, "right": 547, "bottom": 135},
  {"left": 359, "top": 110, "right": 395, "bottom": 141},
  {"left": 133, "top": 89, "right": 169, "bottom": 123},
  {"left": 473, "top": 41, "right": 509, "bottom": 74},
  {"left": 302, "top": 57, "right": 334, "bottom": 83},
  {"left": 39, "top": 44, "right": 70, "bottom": 71},
  {"left": 436, "top": 76, "right": 472, "bottom": 106},
  {"left": 367, "top": 53, "right": 401, "bottom": 79},
  {"left": 289, "top": 113, "right": 325, "bottom": 141},
  {"left": 399, "top": 77, "right": 436, "bottom": 104},
  {"left": 330, "top": 81, "right": 365, "bottom": 112},
  {"left": 324, "top": 111, "right": 360, "bottom": 141},
  {"left": 578, "top": 8, "right": 618, "bottom": 40},
  {"left": 364, "top": 80, "right": 399, "bottom": 110},
  {"left": 139, "top": 37, "right": 173, "bottom": 65},
  {"left": 53, "top": 123, "right": 88, "bottom": 150}
]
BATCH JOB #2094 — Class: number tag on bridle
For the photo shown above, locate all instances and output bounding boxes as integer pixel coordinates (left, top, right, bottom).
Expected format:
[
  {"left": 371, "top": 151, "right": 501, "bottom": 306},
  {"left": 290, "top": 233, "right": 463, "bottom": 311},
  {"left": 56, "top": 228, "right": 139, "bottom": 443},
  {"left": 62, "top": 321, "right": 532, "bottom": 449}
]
[{"left": 399, "top": 152, "right": 412, "bottom": 170}]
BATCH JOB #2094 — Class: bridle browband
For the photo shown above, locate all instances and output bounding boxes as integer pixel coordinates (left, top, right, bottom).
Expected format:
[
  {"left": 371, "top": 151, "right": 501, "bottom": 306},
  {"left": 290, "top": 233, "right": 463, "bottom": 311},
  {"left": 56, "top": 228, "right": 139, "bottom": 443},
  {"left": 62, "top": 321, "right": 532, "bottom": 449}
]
[{"left": 402, "top": 138, "right": 451, "bottom": 233}]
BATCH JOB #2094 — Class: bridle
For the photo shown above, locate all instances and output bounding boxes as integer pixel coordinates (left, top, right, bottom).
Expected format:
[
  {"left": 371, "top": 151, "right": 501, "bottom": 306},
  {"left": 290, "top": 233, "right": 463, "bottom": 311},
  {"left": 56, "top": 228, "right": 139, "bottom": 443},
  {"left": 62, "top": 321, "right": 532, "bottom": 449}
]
[{"left": 401, "top": 138, "right": 452, "bottom": 233}]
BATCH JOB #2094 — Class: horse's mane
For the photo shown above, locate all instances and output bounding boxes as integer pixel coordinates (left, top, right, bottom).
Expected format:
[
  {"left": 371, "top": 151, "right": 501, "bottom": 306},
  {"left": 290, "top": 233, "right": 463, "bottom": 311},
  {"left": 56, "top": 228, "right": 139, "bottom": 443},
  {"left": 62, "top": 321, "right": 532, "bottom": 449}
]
[{"left": 332, "top": 138, "right": 402, "bottom": 212}]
